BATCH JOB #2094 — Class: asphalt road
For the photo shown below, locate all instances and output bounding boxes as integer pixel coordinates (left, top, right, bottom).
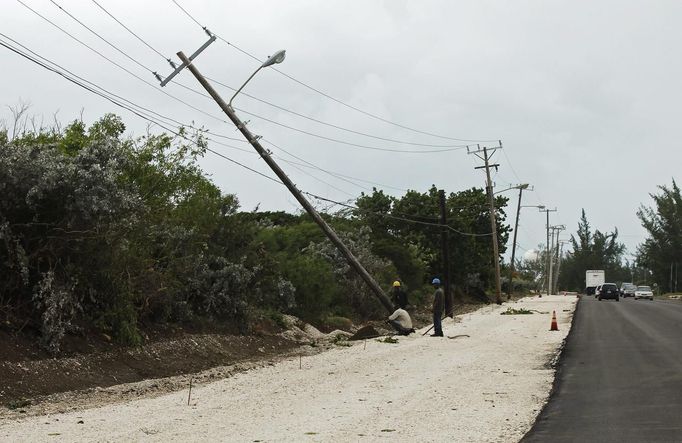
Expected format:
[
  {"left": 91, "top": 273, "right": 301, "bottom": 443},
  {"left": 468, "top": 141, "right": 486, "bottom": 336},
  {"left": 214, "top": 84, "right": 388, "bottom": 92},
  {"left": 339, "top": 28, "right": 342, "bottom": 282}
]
[{"left": 523, "top": 295, "right": 682, "bottom": 443}]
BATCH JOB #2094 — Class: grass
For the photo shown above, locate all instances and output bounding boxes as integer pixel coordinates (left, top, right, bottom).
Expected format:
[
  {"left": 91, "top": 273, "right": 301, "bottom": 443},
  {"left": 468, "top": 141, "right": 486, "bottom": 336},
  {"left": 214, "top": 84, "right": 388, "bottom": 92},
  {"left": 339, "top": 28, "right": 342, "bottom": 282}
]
[
  {"left": 500, "top": 307, "right": 533, "bottom": 315},
  {"left": 5, "top": 398, "right": 31, "bottom": 410},
  {"left": 376, "top": 336, "right": 399, "bottom": 344}
]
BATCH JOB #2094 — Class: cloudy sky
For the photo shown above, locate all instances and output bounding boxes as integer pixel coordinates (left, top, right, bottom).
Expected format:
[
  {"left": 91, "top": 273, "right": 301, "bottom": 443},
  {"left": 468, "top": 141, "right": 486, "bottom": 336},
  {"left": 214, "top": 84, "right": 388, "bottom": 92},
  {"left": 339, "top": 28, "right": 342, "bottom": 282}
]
[{"left": 2, "top": 0, "right": 681, "bottom": 263}]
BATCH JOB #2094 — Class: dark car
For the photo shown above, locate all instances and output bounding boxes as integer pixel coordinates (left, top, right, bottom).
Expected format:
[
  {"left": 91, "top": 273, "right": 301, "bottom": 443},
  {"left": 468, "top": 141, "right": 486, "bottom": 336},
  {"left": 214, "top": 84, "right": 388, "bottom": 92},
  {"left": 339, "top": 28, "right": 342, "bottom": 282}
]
[
  {"left": 620, "top": 283, "right": 637, "bottom": 298},
  {"left": 597, "top": 283, "right": 620, "bottom": 301}
]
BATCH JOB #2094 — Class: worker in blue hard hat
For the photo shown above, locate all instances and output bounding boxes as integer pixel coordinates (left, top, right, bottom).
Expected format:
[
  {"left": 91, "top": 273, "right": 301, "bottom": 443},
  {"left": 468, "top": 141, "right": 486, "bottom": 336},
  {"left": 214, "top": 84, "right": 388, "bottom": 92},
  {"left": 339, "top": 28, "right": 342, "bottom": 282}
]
[{"left": 430, "top": 278, "right": 444, "bottom": 337}]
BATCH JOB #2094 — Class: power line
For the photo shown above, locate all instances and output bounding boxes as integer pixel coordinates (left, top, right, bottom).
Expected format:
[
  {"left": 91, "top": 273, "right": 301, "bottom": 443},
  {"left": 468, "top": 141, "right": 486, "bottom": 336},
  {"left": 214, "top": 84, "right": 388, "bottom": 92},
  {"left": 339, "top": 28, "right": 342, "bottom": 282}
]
[
  {"left": 169, "top": 0, "right": 500, "bottom": 144},
  {"left": 89, "top": 2, "right": 481, "bottom": 150},
  {"left": 0, "top": 36, "right": 281, "bottom": 186},
  {"left": 2, "top": 25, "right": 406, "bottom": 200},
  {"left": 17, "top": 0, "right": 229, "bottom": 126},
  {"left": 305, "top": 192, "right": 493, "bottom": 237},
  {"left": 91, "top": 0, "right": 169, "bottom": 62},
  {"left": 51, "top": 0, "right": 473, "bottom": 155},
  {"left": 1, "top": 35, "right": 500, "bottom": 238}
]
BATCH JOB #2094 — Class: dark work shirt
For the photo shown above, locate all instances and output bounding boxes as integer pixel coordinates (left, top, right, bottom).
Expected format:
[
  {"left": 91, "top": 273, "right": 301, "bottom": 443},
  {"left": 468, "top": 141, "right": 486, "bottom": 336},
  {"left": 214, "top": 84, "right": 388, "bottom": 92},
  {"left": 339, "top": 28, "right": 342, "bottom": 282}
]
[{"left": 433, "top": 288, "right": 444, "bottom": 314}]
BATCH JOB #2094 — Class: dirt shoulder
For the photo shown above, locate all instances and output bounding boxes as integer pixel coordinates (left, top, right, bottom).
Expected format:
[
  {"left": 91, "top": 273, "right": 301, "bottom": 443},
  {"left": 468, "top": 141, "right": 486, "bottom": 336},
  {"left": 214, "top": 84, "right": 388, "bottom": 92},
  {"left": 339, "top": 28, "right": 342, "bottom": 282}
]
[
  {"left": 0, "top": 301, "right": 484, "bottom": 418},
  {"left": 1, "top": 296, "right": 577, "bottom": 442}
]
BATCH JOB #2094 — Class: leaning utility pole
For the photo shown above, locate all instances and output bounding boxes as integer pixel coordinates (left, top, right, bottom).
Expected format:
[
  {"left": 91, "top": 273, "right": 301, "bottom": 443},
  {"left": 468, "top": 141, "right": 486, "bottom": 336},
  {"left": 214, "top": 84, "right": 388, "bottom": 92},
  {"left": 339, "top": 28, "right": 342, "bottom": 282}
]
[
  {"left": 548, "top": 224, "right": 564, "bottom": 295},
  {"left": 554, "top": 239, "right": 567, "bottom": 294},
  {"left": 164, "top": 48, "right": 394, "bottom": 313},
  {"left": 539, "top": 207, "right": 557, "bottom": 296},
  {"left": 439, "top": 189, "right": 453, "bottom": 316},
  {"left": 507, "top": 184, "right": 532, "bottom": 300},
  {"left": 468, "top": 143, "right": 503, "bottom": 304}
]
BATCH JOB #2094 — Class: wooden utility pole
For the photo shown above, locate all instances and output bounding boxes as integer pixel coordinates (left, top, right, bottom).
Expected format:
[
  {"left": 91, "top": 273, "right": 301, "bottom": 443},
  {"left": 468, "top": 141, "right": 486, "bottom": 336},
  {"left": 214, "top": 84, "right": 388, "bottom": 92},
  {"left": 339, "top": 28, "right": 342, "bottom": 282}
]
[
  {"left": 507, "top": 184, "right": 531, "bottom": 300},
  {"left": 548, "top": 225, "right": 565, "bottom": 295},
  {"left": 468, "top": 143, "right": 503, "bottom": 304},
  {"left": 539, "top": 207, "right": 557, "bottom": 296},
  {"left": 554, "top": 239, "right": 567, "bottom": 294},
  {"left": 172, "top": 51, "right": 394, "bottom": 313},
  {"left": 439, "top": 189, "right": 453, "bottom": 316}
]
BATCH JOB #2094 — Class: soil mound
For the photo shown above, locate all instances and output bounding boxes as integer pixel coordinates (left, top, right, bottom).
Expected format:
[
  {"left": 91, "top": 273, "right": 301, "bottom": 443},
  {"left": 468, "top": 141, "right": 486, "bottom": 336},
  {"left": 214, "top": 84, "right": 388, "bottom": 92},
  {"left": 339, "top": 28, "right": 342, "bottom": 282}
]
[{"left": 349, "top": 325, "right": 381, "bottom": 341}]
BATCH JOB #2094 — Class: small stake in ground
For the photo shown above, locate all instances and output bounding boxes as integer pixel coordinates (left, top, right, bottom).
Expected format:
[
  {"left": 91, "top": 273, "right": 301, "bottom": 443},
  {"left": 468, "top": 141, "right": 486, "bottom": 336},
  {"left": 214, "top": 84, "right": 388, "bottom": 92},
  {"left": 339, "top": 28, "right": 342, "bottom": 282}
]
[
  {"left": 550, "top": 311, "right": 559, "bottom": 331},
  {"left": 299, "top": 355, "right": 302, "bottom": 369},
  {"left": 364, "top": 339, "right": 367, "bottom": 350},
  {"left": 187, "top": 377, "right": 193, "bottom": 406}
]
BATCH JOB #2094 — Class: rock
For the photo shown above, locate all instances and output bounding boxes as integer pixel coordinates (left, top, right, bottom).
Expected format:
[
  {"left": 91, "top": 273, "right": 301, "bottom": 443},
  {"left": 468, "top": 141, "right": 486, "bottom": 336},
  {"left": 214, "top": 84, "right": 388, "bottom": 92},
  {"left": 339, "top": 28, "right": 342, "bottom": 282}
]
[
  {"left": 349, "top": 325, "right": 380, "bottom": 341},
  {"left": 326, "top": 330, "right": 352, "bottom": 341},
  {"left": 302, "top": 324, "right": 325, "bottom": 340}
]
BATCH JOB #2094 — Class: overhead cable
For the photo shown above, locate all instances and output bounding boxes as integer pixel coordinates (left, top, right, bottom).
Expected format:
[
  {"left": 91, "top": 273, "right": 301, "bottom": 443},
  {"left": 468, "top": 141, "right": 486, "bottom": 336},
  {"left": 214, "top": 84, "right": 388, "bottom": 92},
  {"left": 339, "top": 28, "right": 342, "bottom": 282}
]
[{"left": 169, "top": 0, "right": 500, "bottom": 143}]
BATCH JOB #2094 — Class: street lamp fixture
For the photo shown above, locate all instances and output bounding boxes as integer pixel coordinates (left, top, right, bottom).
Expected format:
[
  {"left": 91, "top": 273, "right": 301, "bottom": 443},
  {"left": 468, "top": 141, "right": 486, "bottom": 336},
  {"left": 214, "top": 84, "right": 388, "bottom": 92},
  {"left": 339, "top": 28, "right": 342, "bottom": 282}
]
[
  {"left": 229, "top": 49, "right": 287, "bottom": 108},
  {"left": 493, "top": 183, "right": 530, "bottom": 195}
]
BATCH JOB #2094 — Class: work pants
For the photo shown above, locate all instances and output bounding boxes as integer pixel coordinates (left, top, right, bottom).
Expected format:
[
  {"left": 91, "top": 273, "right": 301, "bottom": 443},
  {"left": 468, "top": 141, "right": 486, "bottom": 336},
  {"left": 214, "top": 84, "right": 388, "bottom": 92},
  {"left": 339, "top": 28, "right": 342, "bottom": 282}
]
[{"left": 432, "top": 312, "right": 443, "bottom": 336}]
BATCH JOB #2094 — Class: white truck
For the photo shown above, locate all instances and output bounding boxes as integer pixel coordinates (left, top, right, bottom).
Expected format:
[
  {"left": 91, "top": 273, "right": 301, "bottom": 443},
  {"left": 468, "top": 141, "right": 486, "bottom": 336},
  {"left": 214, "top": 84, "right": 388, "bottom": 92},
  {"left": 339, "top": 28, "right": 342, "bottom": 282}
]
[{"left": 585, "top": 270, "right": 605, "bottom": 295}]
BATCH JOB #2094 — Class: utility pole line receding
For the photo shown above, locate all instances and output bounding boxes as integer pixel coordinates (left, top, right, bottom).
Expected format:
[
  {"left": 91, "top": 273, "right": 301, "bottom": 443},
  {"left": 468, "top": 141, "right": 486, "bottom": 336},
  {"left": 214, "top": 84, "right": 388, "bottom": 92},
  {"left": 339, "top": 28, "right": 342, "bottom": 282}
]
[
  {"left": 439, "top": 189, "right": 453, "bottom": 316},
  {"left": 170, "top": 50, "right": 394, "bottom": 313},
  {"left": 468, "top": 143, "right": 503, "bottom": 304}
]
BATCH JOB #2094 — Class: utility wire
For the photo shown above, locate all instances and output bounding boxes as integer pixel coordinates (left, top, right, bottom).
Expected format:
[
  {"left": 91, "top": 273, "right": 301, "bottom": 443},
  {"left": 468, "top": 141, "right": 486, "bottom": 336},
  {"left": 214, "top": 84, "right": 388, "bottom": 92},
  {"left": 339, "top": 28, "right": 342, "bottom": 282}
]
[
  {"left": 1, "top": 35, "right": 500, "bottom": 238},
  {"left": 49, "top": 0, "right": 470, "bottom": 155},
  {"left": 89, "top": 1, "right": 478, "bottom": 150},
  {"left": 305, "top": 192, "right": 493, "bottom": 237},
  {"left": 91, "top": 0, "right": 168, "bottom": 61},
  {"left": 1, "top": 28, "right": 397, "bottom": 198},
  {"left": 0, "top": 36, "right": 281, "bottom": 185},
  {"left": 17, "top": 0, "right": 229, "bottom": 126},
  {"left": 0, "top": 33, "right": 366, "bottom": 202},
  {"left": 170, "top": 0, "right": 499, "bottom": 143}
]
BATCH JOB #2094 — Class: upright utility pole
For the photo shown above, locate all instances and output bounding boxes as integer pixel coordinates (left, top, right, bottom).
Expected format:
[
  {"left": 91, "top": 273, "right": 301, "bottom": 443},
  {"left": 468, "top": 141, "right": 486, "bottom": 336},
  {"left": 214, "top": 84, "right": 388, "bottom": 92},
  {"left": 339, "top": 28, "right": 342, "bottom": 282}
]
[
  {"left": 439, "top": 189, "right": 453, "bottom": 316},
  {"left": 539, "top": 207, "right": 557, "bottom": 296},
  {"left": 170, "top": 50, "right": 394, "bottom": 313},
  {"left": 468, "top": 143, "right": 503, "bottom": 304}
]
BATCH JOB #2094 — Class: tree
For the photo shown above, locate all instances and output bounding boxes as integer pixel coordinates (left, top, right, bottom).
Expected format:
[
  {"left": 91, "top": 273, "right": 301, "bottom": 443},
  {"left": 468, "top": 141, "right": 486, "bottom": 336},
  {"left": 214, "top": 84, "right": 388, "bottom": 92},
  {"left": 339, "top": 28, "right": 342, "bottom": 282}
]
[
  {"left": 353, "top": 185, "right": 510, "bottom": 294},
  {"left": 557, "top": 210, "right": 627, "bottom": 291},
  {"left": 637, "top": 180, "right": 682, "bottom": 292}
]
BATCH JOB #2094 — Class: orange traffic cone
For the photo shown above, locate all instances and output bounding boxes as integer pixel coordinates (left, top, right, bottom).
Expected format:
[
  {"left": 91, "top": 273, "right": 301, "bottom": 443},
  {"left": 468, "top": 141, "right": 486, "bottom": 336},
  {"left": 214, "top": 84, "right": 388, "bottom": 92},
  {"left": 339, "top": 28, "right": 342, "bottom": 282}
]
[{"left": 550, "top": 311, "right": 559, "bottom": 331}]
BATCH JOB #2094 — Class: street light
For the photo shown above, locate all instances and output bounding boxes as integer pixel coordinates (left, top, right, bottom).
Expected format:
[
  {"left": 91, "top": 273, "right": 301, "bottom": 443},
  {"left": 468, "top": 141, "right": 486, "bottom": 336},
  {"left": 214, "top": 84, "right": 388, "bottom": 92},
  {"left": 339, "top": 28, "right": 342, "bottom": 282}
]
[
  {"left": 229, "top": 49, "right": 286, "bottom": 108},
  {"left": 493, "top": 183, "right": 529, "bottom": 195}
]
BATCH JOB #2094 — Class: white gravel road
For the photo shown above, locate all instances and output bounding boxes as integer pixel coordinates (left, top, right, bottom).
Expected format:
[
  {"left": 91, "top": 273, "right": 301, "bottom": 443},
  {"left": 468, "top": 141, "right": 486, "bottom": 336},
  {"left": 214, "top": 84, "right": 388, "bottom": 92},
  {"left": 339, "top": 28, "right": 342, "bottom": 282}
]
[{"left": 0, "top": 295, "right": 577, "bottom": 442}]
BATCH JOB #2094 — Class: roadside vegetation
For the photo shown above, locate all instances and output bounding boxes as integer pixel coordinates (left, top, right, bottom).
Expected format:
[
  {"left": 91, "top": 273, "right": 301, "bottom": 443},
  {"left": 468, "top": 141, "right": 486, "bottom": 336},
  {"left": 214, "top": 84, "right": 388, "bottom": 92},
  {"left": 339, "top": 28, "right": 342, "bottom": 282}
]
[{"left": 0, "top": 111, "right": 513, "bottom": 353}]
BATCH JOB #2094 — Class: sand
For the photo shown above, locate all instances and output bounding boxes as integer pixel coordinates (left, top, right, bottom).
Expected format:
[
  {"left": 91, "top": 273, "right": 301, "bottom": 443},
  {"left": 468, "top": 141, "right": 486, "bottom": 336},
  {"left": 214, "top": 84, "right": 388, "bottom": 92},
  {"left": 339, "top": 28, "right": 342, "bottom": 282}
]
[{"left": 0, "top": 295, "right": 577, "bottom": 442}]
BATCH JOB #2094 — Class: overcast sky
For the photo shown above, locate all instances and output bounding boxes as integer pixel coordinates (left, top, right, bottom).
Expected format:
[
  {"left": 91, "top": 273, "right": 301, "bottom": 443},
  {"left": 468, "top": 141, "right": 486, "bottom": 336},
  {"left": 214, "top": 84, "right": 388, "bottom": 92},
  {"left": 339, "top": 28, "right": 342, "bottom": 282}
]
[{"left": 2, "top": 0, "right": 681, "bottom": 263}]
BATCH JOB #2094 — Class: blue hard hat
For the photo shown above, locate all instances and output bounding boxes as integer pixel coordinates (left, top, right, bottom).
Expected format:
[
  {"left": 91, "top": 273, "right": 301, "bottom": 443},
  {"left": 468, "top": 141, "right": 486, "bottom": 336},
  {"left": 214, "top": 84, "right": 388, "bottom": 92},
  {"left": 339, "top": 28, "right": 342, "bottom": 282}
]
[{"left": 432, "top": 278, "right": 441, "bottom": 285}]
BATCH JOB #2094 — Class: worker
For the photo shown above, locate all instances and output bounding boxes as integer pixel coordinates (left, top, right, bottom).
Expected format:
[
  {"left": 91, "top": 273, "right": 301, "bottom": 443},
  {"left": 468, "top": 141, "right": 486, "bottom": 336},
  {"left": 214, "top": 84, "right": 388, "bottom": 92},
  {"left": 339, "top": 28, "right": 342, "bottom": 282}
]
[
  {"left": 431, "top": 278, "right": 444, "bottom": 337},
  {"left": 387, "top": 307, "right": 414, "bottom": 335},
  {"left": 391, "top": 280, "right": 408, "bottom": 309}
]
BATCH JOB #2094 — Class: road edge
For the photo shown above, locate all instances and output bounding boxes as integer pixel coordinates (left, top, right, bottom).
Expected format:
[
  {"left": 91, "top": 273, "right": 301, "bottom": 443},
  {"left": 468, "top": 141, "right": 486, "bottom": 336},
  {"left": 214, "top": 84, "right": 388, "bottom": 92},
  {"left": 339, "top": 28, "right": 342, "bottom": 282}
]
[{"left": 520, "top": 295, "right": 583, "bottom": 442}]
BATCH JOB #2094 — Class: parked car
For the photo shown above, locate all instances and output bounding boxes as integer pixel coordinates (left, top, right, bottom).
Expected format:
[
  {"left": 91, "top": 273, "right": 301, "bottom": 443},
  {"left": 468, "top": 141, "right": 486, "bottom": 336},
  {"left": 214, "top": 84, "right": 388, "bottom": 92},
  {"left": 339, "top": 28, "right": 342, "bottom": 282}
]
[
  {"left": 597, "top": 283, "right": 619, "bottom": 301},
  {"left": 620, "top": 283, "right": 637, "bottom": 298},
  {"left": 634, "top": 285, "right": 654, "bottom": 300}
]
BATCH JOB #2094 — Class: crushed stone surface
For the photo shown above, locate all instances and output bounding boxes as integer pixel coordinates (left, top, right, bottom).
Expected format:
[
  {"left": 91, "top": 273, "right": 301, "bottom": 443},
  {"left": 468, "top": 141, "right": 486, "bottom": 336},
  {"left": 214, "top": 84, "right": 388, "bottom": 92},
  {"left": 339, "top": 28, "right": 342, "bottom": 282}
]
[{"left": 0, "top": 295, "right": 577, "bottom": 442}]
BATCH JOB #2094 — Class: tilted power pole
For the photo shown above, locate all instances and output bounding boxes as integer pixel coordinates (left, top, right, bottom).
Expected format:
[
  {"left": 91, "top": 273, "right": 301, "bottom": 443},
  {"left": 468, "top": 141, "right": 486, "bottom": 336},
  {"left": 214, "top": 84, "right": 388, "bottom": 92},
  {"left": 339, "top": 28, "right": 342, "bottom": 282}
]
[
  {"left": 506, "top": 184, "right": 533, "bottom": 300},
  {"left": 539, "top": 207, "right": 557, "bottom": 295},
  {"left": 160, "top": 48, "right": 394, "bottom": 313},
  {"left": 439, "top": 189, "right": 453, "bottom": 316},
  {"left": 548, "top": 225, "right": 565, "bottom": 295},
  {"left": 468, "top": 143, "right": 503, "bottom": 305}
]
